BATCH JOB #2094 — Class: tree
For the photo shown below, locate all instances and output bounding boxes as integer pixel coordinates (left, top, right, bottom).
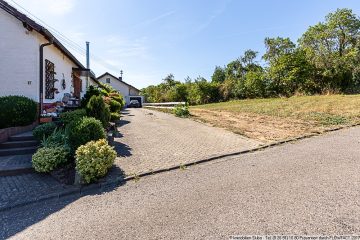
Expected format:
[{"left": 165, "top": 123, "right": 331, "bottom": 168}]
[
  {"left": 225, "top": 59, "right": 244, "bottom": 80},
  {"left": 263, "top": 37, "right": 296, "bottom": 63},
  {"left": 262, "top": 37, "right": 316, "bottom": 95},
  {"left": 163, "top": 74, "right": 177, "bottom": 88},
  {"left": 244, "top": 69, "right": 266, "bottom": 98},
  {"left": 168, "top": 83, "right": 189, "bottom": 102},
  {"left": 299, "top": 8, "right": 360, "bottom": 91},
  {"left": 241, "top": 49, "right": 260, "bottom": 72},
  {"left": 211, "top": 66, "right": 226, "bottom": 83}
]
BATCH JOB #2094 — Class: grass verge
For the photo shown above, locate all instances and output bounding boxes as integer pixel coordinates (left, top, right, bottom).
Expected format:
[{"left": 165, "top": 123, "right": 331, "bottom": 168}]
[{"left": 190, "top": 95, "right": 360, "bottom": 143}]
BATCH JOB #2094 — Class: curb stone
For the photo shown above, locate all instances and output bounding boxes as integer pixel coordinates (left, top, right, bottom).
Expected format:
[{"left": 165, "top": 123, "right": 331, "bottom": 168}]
[{"left": 1, "top": 123, "right": 359, "bottom": 212}]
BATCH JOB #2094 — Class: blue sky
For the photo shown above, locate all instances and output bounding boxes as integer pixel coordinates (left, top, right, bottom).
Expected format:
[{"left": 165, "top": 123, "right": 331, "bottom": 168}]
[{"left": 10, "top": 0, "right": 360, "bottom": 88}]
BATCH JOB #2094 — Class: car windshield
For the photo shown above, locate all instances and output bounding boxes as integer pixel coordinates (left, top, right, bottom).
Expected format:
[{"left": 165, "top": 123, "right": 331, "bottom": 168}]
[{"left": 130, "top": 100, "right": 139, "bottom": 103}]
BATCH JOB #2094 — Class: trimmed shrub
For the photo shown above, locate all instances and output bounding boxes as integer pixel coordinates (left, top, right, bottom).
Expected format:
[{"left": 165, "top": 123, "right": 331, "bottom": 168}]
[
  {"left": 0, "top": 96, "right": 37, "bottom": 129},
  {"left": 86, "top": 96, "right": 110, "bottom": 128},
  {"left": 33, "top": 122, "right": 57, "bottom": 141},
  {"left": 75, "top": 139, "right": 116, "bottom": 184},
  {"left": 67, "top": 117, "right": 106, "bottom": 152},
  {"left": 173, "top": 104, "right": 190, "bottom": 118},
  {"left": 81, "top": 85, "right": 101, "bottom": 108},
  {"left": 110, "top": 112, "right": 121, "bottom": 122},
  {"left": 109, "top": 93, "right": 125, "bottom": 108},
  {"left": 60, "top": 109, "right": 87, "bottom": 126},
  {"left": 109, "top": 100, "right": 122, "bottom": 113},
  {"left": 32, "top": 146, "right": 69, "bottom": 173}
]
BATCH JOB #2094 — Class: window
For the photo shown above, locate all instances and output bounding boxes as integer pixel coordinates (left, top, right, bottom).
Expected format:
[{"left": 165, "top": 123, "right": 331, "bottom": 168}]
[
  {"left": 45, "top": 59, "right": 55, "bottom": 99},
  {"left": 106, "top": 78, "right": 111, "bottom": 83}
]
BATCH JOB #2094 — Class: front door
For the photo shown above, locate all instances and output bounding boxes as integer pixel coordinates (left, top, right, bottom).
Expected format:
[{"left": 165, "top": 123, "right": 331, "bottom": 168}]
[{"left": 73, "top": 74, "right": 82, "bottom": 99}]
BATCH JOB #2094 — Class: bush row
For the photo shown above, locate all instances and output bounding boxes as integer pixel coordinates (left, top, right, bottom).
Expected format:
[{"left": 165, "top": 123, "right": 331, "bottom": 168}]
[{"left": 32, "top": 92, "right": 120, "bottom": 183}]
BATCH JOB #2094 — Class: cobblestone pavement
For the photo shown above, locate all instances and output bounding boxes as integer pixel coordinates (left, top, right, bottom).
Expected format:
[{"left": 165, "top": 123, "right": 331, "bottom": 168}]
[
  {"left": 0, "top": 173, "right": 72, "bottom": 210},
  {"left": 114, "top": 108, "right": 262, "bottom": 175},
  {"left": 0, "top": 155, "right": 32, "bottom": 168}
]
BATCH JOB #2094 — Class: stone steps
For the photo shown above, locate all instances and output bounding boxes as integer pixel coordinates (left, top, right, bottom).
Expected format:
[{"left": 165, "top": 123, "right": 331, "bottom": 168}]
[
  {"left": 0, "top": 154, "right": 33, "bottom": 176},
  {"left": 0, "top": 146, "right": 38, "bottom": 156},
  {"left": 8, "top": 134, "right": 35, "bottom": 142},
  {"left": 0, "top": 131, "right": 37, "bottom": 176},
  {"left": 0, "top": 140, "right": 38, "bottom": 149}
]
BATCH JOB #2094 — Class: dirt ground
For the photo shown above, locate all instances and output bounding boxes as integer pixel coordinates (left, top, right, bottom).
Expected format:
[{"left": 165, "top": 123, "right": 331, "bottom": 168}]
[{"left": 191, "top": 108, "right": 332, "bottom": 143}]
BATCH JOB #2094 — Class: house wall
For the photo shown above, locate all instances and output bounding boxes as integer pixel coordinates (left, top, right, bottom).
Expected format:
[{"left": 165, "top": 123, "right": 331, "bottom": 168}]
[
  {"left": 97, "top": 74, "right": 130, "bottom": 97},
  {"left": 0, "top": 9, "right": 40, "bottom": 101},
  {"left": 97, "top": 74, "right": 141, "bottom": 105},
  {"left": 0, "top": 8, "right": 87, "bottom": 104},
  {"left": 89, "top": 77, "right": 98, "bottom": 86},
  {"left": 42, "top": 44, "right": 85, "bottom": 104}
]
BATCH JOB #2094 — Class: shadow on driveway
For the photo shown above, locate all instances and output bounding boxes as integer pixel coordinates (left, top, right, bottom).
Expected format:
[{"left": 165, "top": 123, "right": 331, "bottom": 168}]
[
  {"left": 0, "top": 165, "right": 127, "bottom": 239},
  {"left": 113, "top": 141, "right": 132, "bottom": 157},
  {"left": 0, "top": 112, "right": 134, "bottom": 239}
]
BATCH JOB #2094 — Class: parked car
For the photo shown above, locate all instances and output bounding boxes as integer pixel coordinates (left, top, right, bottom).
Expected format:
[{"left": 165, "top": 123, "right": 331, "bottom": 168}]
[{"left": 128, "top": 100, "right": 141, "bottom": 108}]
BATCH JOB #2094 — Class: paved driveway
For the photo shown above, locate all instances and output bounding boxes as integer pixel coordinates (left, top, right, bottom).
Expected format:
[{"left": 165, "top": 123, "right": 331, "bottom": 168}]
[
  {"left": 3, "top": 127, "right": 360, "bottom": 239},
  {"left": 114, "top": 108, "right": 262, "bottom": 175}
]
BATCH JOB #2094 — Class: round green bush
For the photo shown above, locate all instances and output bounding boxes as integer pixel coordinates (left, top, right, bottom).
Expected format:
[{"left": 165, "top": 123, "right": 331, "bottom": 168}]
[
  {"left": 76, "top": 139, "right": 116, "bottom": 184},
  {"left": 33, "top": 122, "right": 57, "bottom": 141},
  {"left": 173, "top": 104, "right": 190, "bottom": 118},
  {"left": 32, "top": 146, "right": 69, "bottom": 173},
  {"left": 0, "top": 96, "right": 37, "bottom": 129},
  {"left": 86, "top": 95, "right": 110, "bottom": 128},
  {"left": 110, "top": 112, "right": 121, "bottom": 122},
  {"left": 60, "top": 109, "right": 87, "bottom": 126},
  {"left": 67, "top": 117, "right": 106, "bottom": 152},
  {"left": 109, "top": 100, "right": 122, "bottom": 113}
]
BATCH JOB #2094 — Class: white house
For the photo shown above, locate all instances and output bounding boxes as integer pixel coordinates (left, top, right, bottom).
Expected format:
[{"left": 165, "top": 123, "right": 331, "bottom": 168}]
[
  {"left": 97, "top": 72, "right": 143, "bottom": 106},
  {"left": 0, "top": 0, "right": 93, "bottom": 112}
]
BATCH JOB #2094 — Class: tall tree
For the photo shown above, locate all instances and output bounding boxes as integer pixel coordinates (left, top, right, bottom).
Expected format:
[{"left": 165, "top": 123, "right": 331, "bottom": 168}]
[
  {"left": 241, "top": 49, "right": 258, "bottom": 69},
  {"left": 211, "top": 66, "right": 226, "bottom": 83},
  {"left": 163, "top": 74, "right": 177, "bottom": 88},
  {"left": 263, "top": 37, "right": 296, "bottom": 63},
  {"left": 299, "top": 8, "right": 360, "bottom": 91}
]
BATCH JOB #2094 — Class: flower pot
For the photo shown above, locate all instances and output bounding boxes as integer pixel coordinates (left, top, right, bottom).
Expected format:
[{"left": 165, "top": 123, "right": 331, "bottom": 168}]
[{"left": 40, "top": 117, "right": 52, "bottom": 123}]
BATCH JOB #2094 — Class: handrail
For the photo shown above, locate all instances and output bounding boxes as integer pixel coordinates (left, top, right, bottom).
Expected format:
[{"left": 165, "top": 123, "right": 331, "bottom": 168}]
[{"left": 143, "top": 102, "right": 185, "bottom": 106}]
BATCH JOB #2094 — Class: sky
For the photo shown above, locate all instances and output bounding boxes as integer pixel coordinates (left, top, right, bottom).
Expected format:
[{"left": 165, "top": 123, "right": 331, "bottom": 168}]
[{"left": 8, "top": 0, "right": 360, "bottom": 89}]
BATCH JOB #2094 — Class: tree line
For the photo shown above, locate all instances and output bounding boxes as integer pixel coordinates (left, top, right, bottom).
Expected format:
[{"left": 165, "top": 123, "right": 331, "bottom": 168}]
[{"left": 141, "top": 9, "right": 360, "bottom": 105}]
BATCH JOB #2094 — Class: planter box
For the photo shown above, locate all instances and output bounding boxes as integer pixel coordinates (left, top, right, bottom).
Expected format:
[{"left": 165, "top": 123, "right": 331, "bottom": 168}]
[{"left": 40, "top": 117, "right": 52, "bottom": 123}]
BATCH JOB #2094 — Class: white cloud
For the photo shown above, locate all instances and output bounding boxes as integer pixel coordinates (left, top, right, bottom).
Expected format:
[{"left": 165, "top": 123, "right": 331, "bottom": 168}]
[
  {"left": 195, "top": 0, "right": 232, "bottom": 34},
  {"left": 130, "top": 10, "right": 176, "bottom": 29},
  {"left": 9, "top": 0, "right": 76, "bottom": 16},
  {"left": 104, "top": 36, "right": 149, "bottom": 59}
]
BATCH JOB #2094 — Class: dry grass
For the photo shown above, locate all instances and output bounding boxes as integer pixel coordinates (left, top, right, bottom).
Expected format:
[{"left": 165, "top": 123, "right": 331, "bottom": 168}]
[{"left": 190, "top": 95, "right": 360, "bottom": 143}]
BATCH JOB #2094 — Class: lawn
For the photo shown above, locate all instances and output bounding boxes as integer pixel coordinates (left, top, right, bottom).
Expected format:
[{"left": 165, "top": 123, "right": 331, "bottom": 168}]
[{"left": 190, "top": 95, "right": 360, "bottom": 143}]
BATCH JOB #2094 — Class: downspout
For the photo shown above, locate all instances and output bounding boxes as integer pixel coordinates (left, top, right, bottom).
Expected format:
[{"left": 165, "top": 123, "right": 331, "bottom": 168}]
[
  {"left": 86, "top": 41, "right": 90, "bottom": 88},
  {"left": 39, "top": 40, "right": 53, "bottom": 118}
]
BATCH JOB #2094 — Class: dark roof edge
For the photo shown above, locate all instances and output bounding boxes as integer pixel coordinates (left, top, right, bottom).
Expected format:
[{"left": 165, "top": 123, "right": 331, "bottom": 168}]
[
  {"left": 0, "top": 0, "right": 86, "bottom": 69},
  {"left": 97, "top": 72, "right": 140, "bottom": 92}
]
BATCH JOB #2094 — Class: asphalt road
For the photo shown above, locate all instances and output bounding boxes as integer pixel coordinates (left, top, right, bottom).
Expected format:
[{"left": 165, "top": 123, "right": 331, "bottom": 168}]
[{"left": 1, "top": 127, "right": 360, "bottom": 239}]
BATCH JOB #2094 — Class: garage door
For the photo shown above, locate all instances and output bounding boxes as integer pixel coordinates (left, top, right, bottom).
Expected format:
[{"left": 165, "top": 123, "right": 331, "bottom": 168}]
[{"left": 129, "top": 97, "right": 142, "bottom": 107}]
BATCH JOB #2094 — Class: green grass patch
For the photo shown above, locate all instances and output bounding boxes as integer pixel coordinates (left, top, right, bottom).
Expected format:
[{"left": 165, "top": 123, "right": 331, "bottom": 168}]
[{"left": 191, "top": 95, "right": 360, "bottom": 126}]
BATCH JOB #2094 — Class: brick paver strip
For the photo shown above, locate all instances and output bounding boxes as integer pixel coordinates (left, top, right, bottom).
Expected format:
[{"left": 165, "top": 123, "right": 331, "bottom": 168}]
[{"left": 114, "top": 108, "right": 262, "bottom": 175}]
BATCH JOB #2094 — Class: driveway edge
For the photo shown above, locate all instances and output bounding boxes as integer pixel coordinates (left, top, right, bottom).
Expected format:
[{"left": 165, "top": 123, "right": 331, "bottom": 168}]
[{"left": 1, "top": 123, "right": 359, "bottom": 212}]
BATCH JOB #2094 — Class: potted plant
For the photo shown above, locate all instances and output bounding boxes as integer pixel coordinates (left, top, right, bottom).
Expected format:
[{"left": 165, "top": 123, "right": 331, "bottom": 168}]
[{"left": 40, "top": 113, "right": 52, "bottom": 123}]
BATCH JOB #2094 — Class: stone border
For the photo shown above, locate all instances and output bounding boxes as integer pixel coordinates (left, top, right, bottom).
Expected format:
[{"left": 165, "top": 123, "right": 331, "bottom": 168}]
[
  {"left": 1, "top": 123, "right": 359, "bottom": 212},
  {"left": 0, "top": 122, "right": 38, "bottom": 144}
]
